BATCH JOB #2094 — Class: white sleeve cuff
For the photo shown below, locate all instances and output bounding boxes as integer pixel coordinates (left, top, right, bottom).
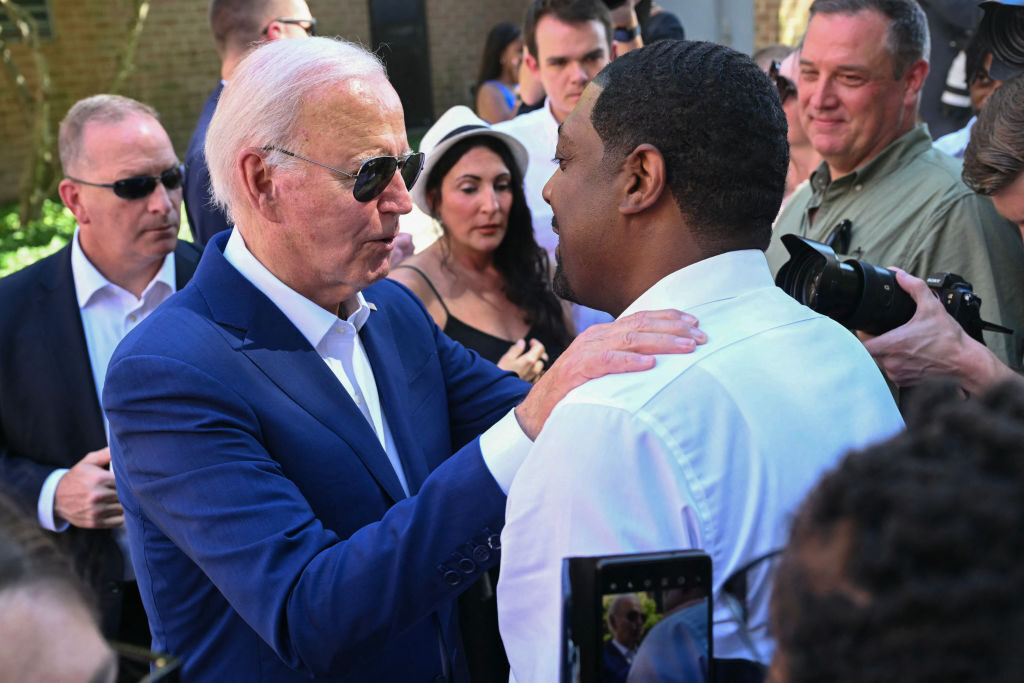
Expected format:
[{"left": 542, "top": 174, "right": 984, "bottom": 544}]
[
  {"left": 38, "top": 469, "right": 71, "bottom": 532},
  {"left": 478, "top": 408, "right": 533, "bottom": 494}
]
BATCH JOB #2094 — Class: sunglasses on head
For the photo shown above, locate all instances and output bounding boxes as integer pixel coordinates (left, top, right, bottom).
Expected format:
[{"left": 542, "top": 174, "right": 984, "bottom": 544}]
[
  {"left": 769, "top": 61, "right": 798, "bottom": 104},
  {"left": 263, "top": 146, "right": 425, "bottom": 202},
  {"left": 66, "top": 164, "right": 185, "bottom": 200},
  {"left": 261, "top": 17, "right": 317, "bottom": 36}
]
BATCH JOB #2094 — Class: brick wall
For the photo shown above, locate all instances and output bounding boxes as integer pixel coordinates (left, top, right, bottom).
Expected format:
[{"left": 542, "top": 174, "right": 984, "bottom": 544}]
[{"left": 754, "top": 0, "right": 784, "bottom": 50}]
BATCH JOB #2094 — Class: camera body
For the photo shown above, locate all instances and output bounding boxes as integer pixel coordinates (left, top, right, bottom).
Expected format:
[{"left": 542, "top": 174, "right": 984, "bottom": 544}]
[{"left": 776, "top": 234, "right": 1007, "bottom": 343}]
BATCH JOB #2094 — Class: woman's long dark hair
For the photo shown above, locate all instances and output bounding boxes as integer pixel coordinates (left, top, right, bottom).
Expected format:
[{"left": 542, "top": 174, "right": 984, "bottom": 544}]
[
  {"left": 477, "top": 22, "right": 521, "bottom": 86},
  {"left": 427, "top": 135, "right": 572, "bottom": 352}
]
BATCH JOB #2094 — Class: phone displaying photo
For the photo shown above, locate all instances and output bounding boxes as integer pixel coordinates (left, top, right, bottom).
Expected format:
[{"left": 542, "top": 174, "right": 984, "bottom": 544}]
[{"left": 562, "top": 550, "right": 712, "bottom": 683}]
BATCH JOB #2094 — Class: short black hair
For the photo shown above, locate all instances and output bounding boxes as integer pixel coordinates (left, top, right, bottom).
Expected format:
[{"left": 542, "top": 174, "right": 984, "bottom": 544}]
[
  {"left": 590, "top": 40, "right": 788, "bottom": 250},
  {"left": 209, "top": 0, "right": 278, "bottom": 56},
  {"left": 809, "top": 0, "right": 929, "bottom": 78},
  {"left": 522, "top": 0, "right": 612, "bottom": 60},
  {"left": 979, "top": 3, "right": 1024, "bottom": 76},
  {"left": 773, "top": 380, "right": 1024, "bottom": 683}
]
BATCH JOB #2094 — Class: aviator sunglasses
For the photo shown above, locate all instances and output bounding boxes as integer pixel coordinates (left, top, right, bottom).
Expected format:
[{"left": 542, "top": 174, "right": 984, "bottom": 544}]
[
  {"left": 263, "top": 146, "right": 425, "bottom": 202},
  {"left": 769, "top": 60, "right": 798, "bottom": 104},
  {"left": 66, "top": 164, "right": 185, "bottom": 200}
]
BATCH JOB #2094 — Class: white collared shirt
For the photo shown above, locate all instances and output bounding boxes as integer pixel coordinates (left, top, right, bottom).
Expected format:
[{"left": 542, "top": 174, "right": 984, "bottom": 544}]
[
  {"left": 38, "top": 229, "right": 176, "bottom": 538},
  {"left": 222, "top": 227, "right": 532, "bottom": 495},
  {"left": 498, "top": 250, "right": 905, "bottom": 682}
]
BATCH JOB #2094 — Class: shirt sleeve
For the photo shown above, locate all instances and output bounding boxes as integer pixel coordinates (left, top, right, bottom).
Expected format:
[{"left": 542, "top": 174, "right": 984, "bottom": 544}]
[
  {"left": 497, "top": 401, "right": 699, "bottom": 683},
  {"left": 38, "top": 468, "right": 71, "bottom": 532},
  {"left": 478, "top": 409, "right": 533, "bottom": 494}
]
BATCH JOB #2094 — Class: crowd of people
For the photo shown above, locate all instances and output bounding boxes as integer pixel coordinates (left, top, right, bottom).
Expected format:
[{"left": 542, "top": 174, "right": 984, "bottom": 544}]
[{"left": 3, "top": 0, "right": 1024, "bottom": 681}]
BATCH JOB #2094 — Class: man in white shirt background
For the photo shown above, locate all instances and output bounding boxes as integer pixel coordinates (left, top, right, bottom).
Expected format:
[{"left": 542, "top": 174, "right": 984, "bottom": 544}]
[
  {"left": 497, "top": 40, "right": 905, "bottom": 683},
  {"left": 0, "top": 94, "right": 200, "bottom": 649}
]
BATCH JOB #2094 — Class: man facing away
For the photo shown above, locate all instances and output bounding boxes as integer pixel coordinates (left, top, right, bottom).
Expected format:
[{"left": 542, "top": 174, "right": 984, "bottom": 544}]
[
  {"left": 184, "top": 0, "right": 315, "bottom": 246},
  {"left": 103, "top": 36, "right": 703, "bottom": 682},
  {"left": 497, "top": 40, "right": 905, "bottom": 683},
  {"left": 0, "top": 94, "right": 200, "bottom": 649},
  {"left": 764, "top": 0, "right": 1024, "bottom": 371}
]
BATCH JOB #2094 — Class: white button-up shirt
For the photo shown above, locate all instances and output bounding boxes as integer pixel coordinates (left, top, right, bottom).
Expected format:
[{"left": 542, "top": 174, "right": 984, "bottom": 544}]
[
  {"left": 498, "top": 250, "right": 905, "bottom": 682},
  {"left": 37, "top": 229, "right": 176, "bottom": 532}
]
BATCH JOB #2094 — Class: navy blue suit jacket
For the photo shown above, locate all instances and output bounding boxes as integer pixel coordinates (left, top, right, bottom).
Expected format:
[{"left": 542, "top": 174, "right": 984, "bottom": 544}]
[
  {"left": 0, "top": 241, "right": 201, "bottom": 635},
  {"left": 104, "top": 233, "right": 530, "bottom": 681},
  {"left": 183, "top": 82, "right": 231, "bottom": 247}
]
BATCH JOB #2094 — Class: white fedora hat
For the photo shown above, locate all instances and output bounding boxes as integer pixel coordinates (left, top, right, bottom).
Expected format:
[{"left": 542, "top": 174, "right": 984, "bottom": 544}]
[{"left": 411, "top": 105, "right": 529, "bottom": 216}]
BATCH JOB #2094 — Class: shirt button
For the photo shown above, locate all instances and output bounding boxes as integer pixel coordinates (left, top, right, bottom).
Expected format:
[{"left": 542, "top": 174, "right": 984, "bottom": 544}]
[
  {"left": 354, "top": 394, "right": 363, "bottom": 405},
  {"left": 127, "top": 314, "right": 137, "bottom": 323},
  {"left": 854, "top": 184, "right": 862, "bottom": 191}
]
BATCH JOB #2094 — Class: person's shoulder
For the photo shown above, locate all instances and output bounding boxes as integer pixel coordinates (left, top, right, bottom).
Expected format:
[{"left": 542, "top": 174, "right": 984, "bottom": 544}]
[{"left": 0, "top": 245, "right": 67, "bottom": 304}]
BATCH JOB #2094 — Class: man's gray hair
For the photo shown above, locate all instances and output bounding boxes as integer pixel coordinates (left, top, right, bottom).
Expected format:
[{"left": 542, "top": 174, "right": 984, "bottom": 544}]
[
  {"left": 58, "top": 94, "right": 159, "bottom": 173},
  {"left": 205, "top": 36, "right": 386, "bottom": 224},
  {"left": 809, "top": 0, "right": 930, "bottom": 78}
]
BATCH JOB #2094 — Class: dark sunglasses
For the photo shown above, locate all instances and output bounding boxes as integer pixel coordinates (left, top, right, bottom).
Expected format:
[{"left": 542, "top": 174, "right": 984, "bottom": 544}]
[
  {"left": 261, "top": 17, "right": 317, "bottom": 36},
  {"left": 769, "top": 61, "right": 798, "bottom": 104},
  {"left": 263, "top": 146, "right": 425, "bottom": 202},
  {"left": 66, "top": 164, "right": 185, "bottom": 200}
]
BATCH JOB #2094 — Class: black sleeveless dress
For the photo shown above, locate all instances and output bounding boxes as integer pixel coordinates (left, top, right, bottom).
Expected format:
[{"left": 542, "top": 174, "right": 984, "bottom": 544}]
[{"left": 395, "top": 264, "right": 567, "bottom": 365}]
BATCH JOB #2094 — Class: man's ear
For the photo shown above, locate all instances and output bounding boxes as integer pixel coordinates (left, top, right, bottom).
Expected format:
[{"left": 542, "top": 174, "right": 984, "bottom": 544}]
[
  {"left": 57, "top": 179, "right": 89, "bottom": 226},
  {"left": 238, "top": 148, "right": 285, "bottom": 223},
  {"left": 903, "top": 58, "right": 929, "bottom": 104},
  {"left": 619, "top": 144, "right": 666, "bottom": 215},
  {"left": 525, "top": 52, "right": 540, "bottom": 76}
]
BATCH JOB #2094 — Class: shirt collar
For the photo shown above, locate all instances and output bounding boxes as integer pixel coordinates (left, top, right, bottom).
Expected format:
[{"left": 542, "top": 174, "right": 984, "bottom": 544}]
[
  {"left": 810, "top": 124, "right": 933, "bottom": 193},
  {"left": 223, "top": 228, "right": 372, "bottom": 349},
  {"left": 619, "top": 249, "right": 775, "bottom": 320},
  {"left": 70, "top": 226, "right": 176, "bottom": 308}
]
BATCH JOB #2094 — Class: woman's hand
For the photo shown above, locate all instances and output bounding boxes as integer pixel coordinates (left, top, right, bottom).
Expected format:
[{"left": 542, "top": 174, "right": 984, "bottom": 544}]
[{"left": 499, "top": 338, "right": 549, "bottom": 383}]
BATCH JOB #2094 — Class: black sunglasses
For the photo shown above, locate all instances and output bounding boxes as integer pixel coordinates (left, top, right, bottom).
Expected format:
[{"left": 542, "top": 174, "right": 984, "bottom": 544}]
[
  {"left": 769, "top": 61, "right": 798, "bottom": 104},
  {"left": 261, "top": 17, "right": 317, "bottom": 36},
  {"left": 263, "top": 146, "right": 425, "bottom": 202},
  {"left": 66, "top": 164, "right": 185, "bottom": 200}
]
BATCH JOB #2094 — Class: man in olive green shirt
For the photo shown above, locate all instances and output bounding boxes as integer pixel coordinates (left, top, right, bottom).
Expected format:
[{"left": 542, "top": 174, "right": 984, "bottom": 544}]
[{"left": 766, "top": 0, "right": 1024, "bottom": 369}]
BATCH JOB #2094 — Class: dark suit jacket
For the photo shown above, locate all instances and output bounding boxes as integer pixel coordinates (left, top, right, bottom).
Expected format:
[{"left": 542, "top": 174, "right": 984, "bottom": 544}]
[
  {"left": 0, "top": 240, "right": 201, "bottom": 635},
  {"left": 603, "top": 640, "right": 632, "bottom": 683},
  {"left": 184, "top": 81, "right": 231, "bottom": 247},
  {"left": 104, "top": 232, "right": 530, "bottom": 681}
]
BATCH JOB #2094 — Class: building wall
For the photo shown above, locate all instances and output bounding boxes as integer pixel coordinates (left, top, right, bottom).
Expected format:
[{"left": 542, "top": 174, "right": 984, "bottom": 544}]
[{"left": 0, "top": 0, "right": 779, "bottom": 205}]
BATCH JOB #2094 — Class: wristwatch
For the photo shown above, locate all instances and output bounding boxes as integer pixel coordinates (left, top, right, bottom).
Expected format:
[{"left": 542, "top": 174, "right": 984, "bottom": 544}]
[{"left": 614, "top": 25, "right": 639, "bottom": 42}]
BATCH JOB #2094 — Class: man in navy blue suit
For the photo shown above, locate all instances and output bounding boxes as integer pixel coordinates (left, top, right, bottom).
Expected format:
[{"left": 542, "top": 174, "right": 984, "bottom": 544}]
[
  {"left": 104, "top": 37, "right": 703, "bottom": 681},
  {"left": 184, "top": 0, "right": 316, "bottom": 246}
]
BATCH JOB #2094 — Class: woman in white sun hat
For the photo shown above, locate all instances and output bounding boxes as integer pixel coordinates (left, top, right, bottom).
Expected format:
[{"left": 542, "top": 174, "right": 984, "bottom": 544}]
[{"left": 390, "top": 106, "right": 573, "bottom": 384}]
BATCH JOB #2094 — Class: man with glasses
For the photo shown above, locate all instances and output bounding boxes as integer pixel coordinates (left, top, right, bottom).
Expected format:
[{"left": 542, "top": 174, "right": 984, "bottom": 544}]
[
  {"left": 0, "top": 94, "right": 201, "bottom": 653},
  {"left": 102, "top": 37, "right": 702, "bottom": 682},
  {"left": 184, "top": 0, "right": 316, "bottom": 247},
  {"left": 764, "top": 0, "right": 1024, "bottom": 374}
]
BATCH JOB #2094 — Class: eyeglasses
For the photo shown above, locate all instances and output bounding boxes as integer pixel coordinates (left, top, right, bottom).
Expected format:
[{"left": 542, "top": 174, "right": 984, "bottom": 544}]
[
  {"left": 66, "top": 165, "right": 185, "bottom": 200},
  {"left": 263, "top": 146, "right": 425, "bottom": 202},
  {"left": 769, "top": 61, "right": 798, "bottom": 104},
  {"left": 261, "top": 17, "right": 317, "bottom": 36}
]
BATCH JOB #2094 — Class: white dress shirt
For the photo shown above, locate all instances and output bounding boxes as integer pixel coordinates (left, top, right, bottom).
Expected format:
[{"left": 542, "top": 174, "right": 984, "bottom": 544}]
[
  {"left": 223, "top": 228, "right": 532, "bottom": 495},
  {"left": 495, "top": 101, "right": 613, "bottom": 332},
  {"left": 497, "top": 250, "right": 905, "bottom": 683},
  {"left": 37, "top": 229, "right": 176, "bottom": 532}
]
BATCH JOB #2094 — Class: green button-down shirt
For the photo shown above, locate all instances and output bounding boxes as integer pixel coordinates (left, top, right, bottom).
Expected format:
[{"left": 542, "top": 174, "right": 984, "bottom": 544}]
[{"left": 766, "top": 125, "right": 1024, "bottom": 368}]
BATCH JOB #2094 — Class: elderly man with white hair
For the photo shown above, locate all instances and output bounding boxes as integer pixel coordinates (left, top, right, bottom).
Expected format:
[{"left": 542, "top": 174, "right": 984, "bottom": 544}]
[{"left": 101, "top": 36, "right": 703, "bottom": 682}]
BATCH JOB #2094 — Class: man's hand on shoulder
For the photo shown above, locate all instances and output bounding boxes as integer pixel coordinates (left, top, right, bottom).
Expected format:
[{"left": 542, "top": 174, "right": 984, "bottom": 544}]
[
  {"left": 860, "top": 268, "right": 1018, "bottom": 395},
  {"left": 514, "top": 309, "right": 706, "bottom": 439},
  {"left": 54, "top": 447, "right": 124, "bottom": 529}
]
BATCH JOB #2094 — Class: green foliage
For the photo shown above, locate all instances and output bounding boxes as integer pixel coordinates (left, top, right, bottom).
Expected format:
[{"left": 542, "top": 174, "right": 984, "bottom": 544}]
[{"left": 0, "top": 198, "right": 75, "bottom": 277}]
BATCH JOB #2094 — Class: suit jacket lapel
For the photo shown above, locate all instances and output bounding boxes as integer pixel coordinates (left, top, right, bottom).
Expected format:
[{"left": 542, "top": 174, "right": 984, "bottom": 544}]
[
  {"left": 359, "top": 302, "right": 430, "bottom": 495},
  {"left": 35, "top": 246, "right": 106, "bottom": 446},
  {"left": 195, "top": 239, "right": 408, "bottom": 503}
]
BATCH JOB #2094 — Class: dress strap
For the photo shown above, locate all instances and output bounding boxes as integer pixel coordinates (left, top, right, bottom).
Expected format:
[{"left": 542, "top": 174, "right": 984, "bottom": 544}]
[{"left": 393, "top": 264, "right": 451, "bottom": 316}]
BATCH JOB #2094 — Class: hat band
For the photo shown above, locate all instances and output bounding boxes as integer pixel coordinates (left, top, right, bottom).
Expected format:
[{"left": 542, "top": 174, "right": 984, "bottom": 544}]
[{"left": 438, "top": 124, "right": 489, "bottom": 143}]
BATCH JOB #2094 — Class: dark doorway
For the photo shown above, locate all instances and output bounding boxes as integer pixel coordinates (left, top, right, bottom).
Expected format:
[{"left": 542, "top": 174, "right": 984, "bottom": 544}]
[{"left": 368, "top": 0, "right": 434, "bottom": 132}]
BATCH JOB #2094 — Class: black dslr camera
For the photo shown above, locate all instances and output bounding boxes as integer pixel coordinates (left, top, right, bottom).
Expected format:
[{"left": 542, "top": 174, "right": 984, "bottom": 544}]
[{"left": 776, "top": 234, "right": 1012, "bottom": 343}]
